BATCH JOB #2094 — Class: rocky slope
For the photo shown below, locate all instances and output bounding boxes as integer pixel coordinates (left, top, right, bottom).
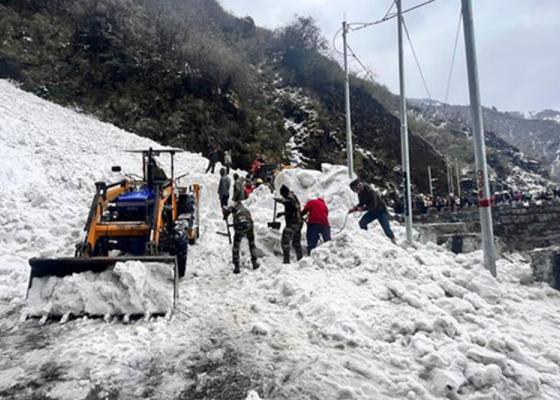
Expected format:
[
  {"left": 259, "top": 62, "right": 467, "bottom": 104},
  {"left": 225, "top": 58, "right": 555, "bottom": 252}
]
[{"left": 411, "top": 100, "right": 560, "bottom": 184}]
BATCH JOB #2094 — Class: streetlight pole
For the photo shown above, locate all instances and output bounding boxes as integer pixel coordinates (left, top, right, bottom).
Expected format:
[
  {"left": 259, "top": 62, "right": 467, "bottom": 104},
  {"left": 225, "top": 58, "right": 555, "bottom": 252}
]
[
  {"left": 461, "top": 0, "right": 497, "bottom": 276},
  {"left": 397, "top": 0, "right": 413, "bottom": 242},
  {"left": 342, "top": 21, "right": 354, "bottom": 179}
]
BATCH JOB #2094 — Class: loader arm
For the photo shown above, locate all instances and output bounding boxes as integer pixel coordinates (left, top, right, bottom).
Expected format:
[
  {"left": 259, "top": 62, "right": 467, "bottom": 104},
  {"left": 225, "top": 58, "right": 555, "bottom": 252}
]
[
  {"left": 81, "top": 180, "right": 132, "bottom": 256},
  {"left": 150, "top": 182, "right": 175, "bottom": 248}
]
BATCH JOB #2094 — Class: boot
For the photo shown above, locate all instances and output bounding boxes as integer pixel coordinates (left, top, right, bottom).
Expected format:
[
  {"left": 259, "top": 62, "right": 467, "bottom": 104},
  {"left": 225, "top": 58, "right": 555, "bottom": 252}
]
[
  {"left": 233, "top": 262, "right": 240, "bottom": 274},
  {"left": 296, "top": 250, "right": 303, "bottom": 261},
  {"left": 283, "top": 254, "right": 290, "bottom": 264},
  {"left": 252, "top": 259, "right": 260, "bottom": 270}
]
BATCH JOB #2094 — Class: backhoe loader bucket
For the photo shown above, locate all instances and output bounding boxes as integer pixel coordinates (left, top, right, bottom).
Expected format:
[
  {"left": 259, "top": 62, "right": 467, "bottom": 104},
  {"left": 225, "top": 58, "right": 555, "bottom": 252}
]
[{"left": 25, "top": 256, "right": 178, "bottom": 322}]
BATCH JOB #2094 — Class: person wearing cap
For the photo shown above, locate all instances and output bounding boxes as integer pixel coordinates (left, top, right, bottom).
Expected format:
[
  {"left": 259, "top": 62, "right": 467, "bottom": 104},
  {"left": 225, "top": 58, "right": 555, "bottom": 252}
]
[
  {"left": 349, "top": 179, "right": 396, "bottom": 244},
  {"left": 222, "top": 202, "right": 259, "bottom": 274},
  {"left": 275, "top": 185, "right": 303, "bottom": 263},
  {"left": 302, "top": 197, "right": 331, "bottom": 254}
]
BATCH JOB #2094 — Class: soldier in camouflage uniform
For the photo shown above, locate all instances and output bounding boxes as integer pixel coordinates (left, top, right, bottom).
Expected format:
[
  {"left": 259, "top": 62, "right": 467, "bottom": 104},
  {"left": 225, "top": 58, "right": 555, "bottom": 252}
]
[
  {"left": 276, "top": 185, "right": 303, "bottom": 264},
  {"left": 223, "top": 202, "right": 259, "bottom": 274}
]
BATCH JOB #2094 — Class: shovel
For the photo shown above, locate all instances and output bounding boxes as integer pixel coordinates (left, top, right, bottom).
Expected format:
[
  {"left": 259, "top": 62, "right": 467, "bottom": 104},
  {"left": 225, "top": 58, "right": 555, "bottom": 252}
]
[{"left": 268, "top": 199, "right": 281, "bottom": 230}]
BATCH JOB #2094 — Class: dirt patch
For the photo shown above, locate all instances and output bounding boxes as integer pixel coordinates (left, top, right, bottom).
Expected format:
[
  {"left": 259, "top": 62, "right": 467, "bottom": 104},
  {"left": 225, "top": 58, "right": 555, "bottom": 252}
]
[{"left": 176, "top": 345, "right": 273, "bottom": 400}]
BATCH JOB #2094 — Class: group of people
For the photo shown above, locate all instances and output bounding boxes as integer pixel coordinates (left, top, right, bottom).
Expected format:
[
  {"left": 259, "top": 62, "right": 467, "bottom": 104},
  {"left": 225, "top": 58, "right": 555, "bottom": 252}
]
[
  {"left": 205, "top": 137, "right": 232, "bottom": 175},
  {"left": 218, "top": 170, "right": 396, "bottom": 274},
  {"left": 411, "top": 186, "right": 560, "bottom": 215}
]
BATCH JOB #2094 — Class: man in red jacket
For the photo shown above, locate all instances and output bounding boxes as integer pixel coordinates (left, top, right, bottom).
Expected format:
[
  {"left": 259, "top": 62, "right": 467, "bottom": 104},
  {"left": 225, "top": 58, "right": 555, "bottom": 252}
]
[{"left": 302, "top": 197, "right": 331, "bottom": 254}]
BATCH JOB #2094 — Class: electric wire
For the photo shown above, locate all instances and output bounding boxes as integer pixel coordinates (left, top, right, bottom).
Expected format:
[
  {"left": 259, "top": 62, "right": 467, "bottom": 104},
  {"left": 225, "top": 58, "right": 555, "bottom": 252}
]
[
  {"left": 445, "top": 10, "right": 463, "bottom": 103},
  {"left": 402, "top": 17, "right": 432, "bottom": 100},
  {"left": 350, "top": 0, "right": 436, "bottom": 31},
  {"left": 346, "top": 42, "right": 376, "bottom": 82}
]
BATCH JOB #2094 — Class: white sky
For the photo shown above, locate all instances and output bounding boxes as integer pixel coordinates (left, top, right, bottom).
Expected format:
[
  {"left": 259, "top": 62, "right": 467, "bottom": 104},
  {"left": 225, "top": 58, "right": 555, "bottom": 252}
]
[{"left": 220, "top": 0, "right": 560, "bottom": 112}]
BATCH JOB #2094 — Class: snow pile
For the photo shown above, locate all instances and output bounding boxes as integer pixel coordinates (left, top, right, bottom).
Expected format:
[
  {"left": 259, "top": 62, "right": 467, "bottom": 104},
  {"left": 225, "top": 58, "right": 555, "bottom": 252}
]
[
  {"left": 26, "top": 261, "right": 175, "bottom": 318},
  {"left": 1, "top": 80, "right": 560, "bottom": 400}
]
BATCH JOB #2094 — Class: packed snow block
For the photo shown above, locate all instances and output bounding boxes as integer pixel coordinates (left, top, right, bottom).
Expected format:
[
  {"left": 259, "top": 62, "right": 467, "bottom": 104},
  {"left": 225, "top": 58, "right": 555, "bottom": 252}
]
[
  {"left": 432, "top": 316, "right": 459, "bottom": 338},
  {"left": 465, "top": 363, "right": 503, "bottom": 389},
  {"left": 465, "top": 270, "right": 501, "bottom": 304},
  {"left": 466, "top": 347, "right": 508, "bottom": 369},
  {"left": 429, "top": 367, "right": 466, "bottom": 396},
  {"left": 295, "top": 169, "right": 318, "bottom": 188},
  {"left": 502, "top": 360, "right": 541, "bottom": 394}
]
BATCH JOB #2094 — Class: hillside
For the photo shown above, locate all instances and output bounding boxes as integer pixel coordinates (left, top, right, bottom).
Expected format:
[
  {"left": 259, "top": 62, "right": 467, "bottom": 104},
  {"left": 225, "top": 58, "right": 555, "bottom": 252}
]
[
  {"left": 411, "top": 100, "right": 560, "bottom": 184},
  {"left": 2, "top": 81, "right": 560, "bottom": 399},
  {"left": 0, "top": 0, "right": 451, "bottom": 193}
]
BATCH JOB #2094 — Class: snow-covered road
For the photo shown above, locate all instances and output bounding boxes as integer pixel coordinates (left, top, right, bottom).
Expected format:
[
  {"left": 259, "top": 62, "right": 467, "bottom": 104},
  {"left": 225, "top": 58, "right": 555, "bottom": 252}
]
[{"left": 1, "top": 80, "right": 560, "bottom": 399}]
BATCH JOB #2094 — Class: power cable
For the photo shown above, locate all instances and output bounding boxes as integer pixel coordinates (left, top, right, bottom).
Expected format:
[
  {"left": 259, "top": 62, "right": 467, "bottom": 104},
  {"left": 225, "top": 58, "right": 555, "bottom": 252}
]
[
  {"left": 382, "top": 0, "right": 396, "bottom": 20},
  {"left": 445, "top": 10, "right": 463, "bottom": 103},
  {"left": 350, "top": 0, "right": 436, "bottom": 31},
  {"left": 346, "top": 42, "right": 376, "bottom": 82},
  {"left": 402, "top": 16, "right": 432, "bottom": 100}
]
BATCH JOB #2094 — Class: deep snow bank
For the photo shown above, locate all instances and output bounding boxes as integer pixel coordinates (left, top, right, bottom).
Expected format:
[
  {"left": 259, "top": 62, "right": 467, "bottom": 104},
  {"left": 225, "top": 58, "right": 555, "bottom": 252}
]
[{"left": 1, "top": 80, "right": 560, "bottom": 400}]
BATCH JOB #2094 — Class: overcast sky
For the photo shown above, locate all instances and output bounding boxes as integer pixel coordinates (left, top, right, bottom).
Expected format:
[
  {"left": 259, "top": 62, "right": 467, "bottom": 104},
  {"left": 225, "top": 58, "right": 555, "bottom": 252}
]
[{"left": 220, "top": 0, "right": 560, "bottom": 113}]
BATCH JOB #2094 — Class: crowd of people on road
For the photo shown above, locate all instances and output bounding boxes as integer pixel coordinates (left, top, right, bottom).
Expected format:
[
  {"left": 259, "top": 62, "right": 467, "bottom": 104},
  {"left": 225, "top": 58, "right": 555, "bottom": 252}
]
[{"left": 410, "top": 186, "right": 560, "bottom": 214}]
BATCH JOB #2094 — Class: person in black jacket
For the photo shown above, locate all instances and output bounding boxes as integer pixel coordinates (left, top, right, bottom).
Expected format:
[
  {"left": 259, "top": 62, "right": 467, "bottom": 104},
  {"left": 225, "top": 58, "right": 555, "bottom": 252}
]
[
  {"left": 349, "top": 179, "right": 396, "bottom": 244},
  {"left": 205, "top": 140, "right": 219, "bottom": 174},
  {"left": 275, "top": 185, "right": 303, "bottom": 263}
]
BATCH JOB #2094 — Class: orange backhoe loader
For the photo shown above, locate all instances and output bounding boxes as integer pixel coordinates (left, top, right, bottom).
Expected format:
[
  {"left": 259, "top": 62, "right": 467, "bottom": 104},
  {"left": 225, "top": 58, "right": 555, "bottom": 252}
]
[{"left": 26, "top": 148, "right": 201, "bottom": 320}]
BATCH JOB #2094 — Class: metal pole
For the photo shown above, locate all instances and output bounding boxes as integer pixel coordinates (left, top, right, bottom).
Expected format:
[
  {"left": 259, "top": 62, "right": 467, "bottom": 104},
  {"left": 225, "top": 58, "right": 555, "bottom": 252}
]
[
  {"left": 450, "top": 160, "right": 455, "bottom": 194},
  {"left": 446, "top": 157, "right": 451, "bottom": 194},
  {"left": 428, "top": 166, "right": 433, "bottom": 198},
  {"left": 461, "top": 0, "right": 497, "bottom": 276},
  {"left": 455, "top": 157, "right": 461, "bottom": 198},
  {"left": 397, "top": 0, "right": 413, "bottom": 243},
  {"left": 342, "top": 21, "right": 354, "bottom": 179}
]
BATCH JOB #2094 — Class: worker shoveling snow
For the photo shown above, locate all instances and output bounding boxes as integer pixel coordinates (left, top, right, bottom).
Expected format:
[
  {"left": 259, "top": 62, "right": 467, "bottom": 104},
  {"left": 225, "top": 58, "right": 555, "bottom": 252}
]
[
  {"left": 1, "top": 80, "right": 560, "bottom": 400},
  {"left": 25, "top": 261, "right": 175, "bottom": 320}
]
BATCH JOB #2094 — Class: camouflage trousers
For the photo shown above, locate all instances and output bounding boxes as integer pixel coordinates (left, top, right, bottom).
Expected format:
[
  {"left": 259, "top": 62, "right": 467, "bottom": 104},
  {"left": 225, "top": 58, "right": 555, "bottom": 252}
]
[
  {"left": 233, "top": 223, "right": 257, "bottom": 265},
  {"left": 281, "top": 222, "right": 303, "bottom": 261}
]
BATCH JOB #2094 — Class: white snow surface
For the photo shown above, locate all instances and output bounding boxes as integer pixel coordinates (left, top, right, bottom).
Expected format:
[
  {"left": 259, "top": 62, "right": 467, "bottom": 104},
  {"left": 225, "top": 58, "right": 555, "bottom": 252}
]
[{"left": 1, "top": 80, "right": 560, "bottom": 399}]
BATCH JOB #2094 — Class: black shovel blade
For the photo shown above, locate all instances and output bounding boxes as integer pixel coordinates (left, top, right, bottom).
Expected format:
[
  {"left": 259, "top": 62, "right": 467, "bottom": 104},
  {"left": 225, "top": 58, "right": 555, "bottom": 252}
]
[{"left": 267, "top": 222, "right": 281, "bottom": 230}]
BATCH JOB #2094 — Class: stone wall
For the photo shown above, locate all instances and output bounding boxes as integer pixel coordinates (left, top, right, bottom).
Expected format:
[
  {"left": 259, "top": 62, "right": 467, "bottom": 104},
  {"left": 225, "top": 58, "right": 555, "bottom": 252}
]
[{"left": 413, "top": 201, "right": 560, "bottom": 251}]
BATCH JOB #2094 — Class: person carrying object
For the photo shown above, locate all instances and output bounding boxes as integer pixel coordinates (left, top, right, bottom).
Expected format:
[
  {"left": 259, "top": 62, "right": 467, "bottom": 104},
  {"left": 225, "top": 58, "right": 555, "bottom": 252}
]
[
  {"left": 217, "top": 168, "right": 231, "bottom": 208},
  {"left": 275, "top": 185, "right": 303, "bottom": 263},
  {"left": 348, "top": 179, "right": 396, "bottom": 244},
  {"left": 302, "top": 197, "right": 331, "bottom": 254},
  {"left": 222, "top": 202, "right": 259, "bottom": 274},
  {"left": 232, "top": 173, "right": 246, "bottom": 202}
]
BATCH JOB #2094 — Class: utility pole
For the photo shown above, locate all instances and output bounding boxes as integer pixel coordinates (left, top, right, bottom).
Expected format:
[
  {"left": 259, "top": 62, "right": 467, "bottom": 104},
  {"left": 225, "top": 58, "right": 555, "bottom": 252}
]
[
  {"left": 455, "top": 157, "right": 461, "bottom": 198},
  {"left": 445, "top": 156, "right": 453, "bottom": 194},
  {"left": 428, "top": 166, "right": 434, "bottom": 198},
  {"left": 342, "top": 21, "right": 354, "bottom": 179},
  {"left": 397, "top": 0, "right": 413, "bottom": 243},
  {"left": 461, "top": 0, "right": 497, "bottom": 277}
]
